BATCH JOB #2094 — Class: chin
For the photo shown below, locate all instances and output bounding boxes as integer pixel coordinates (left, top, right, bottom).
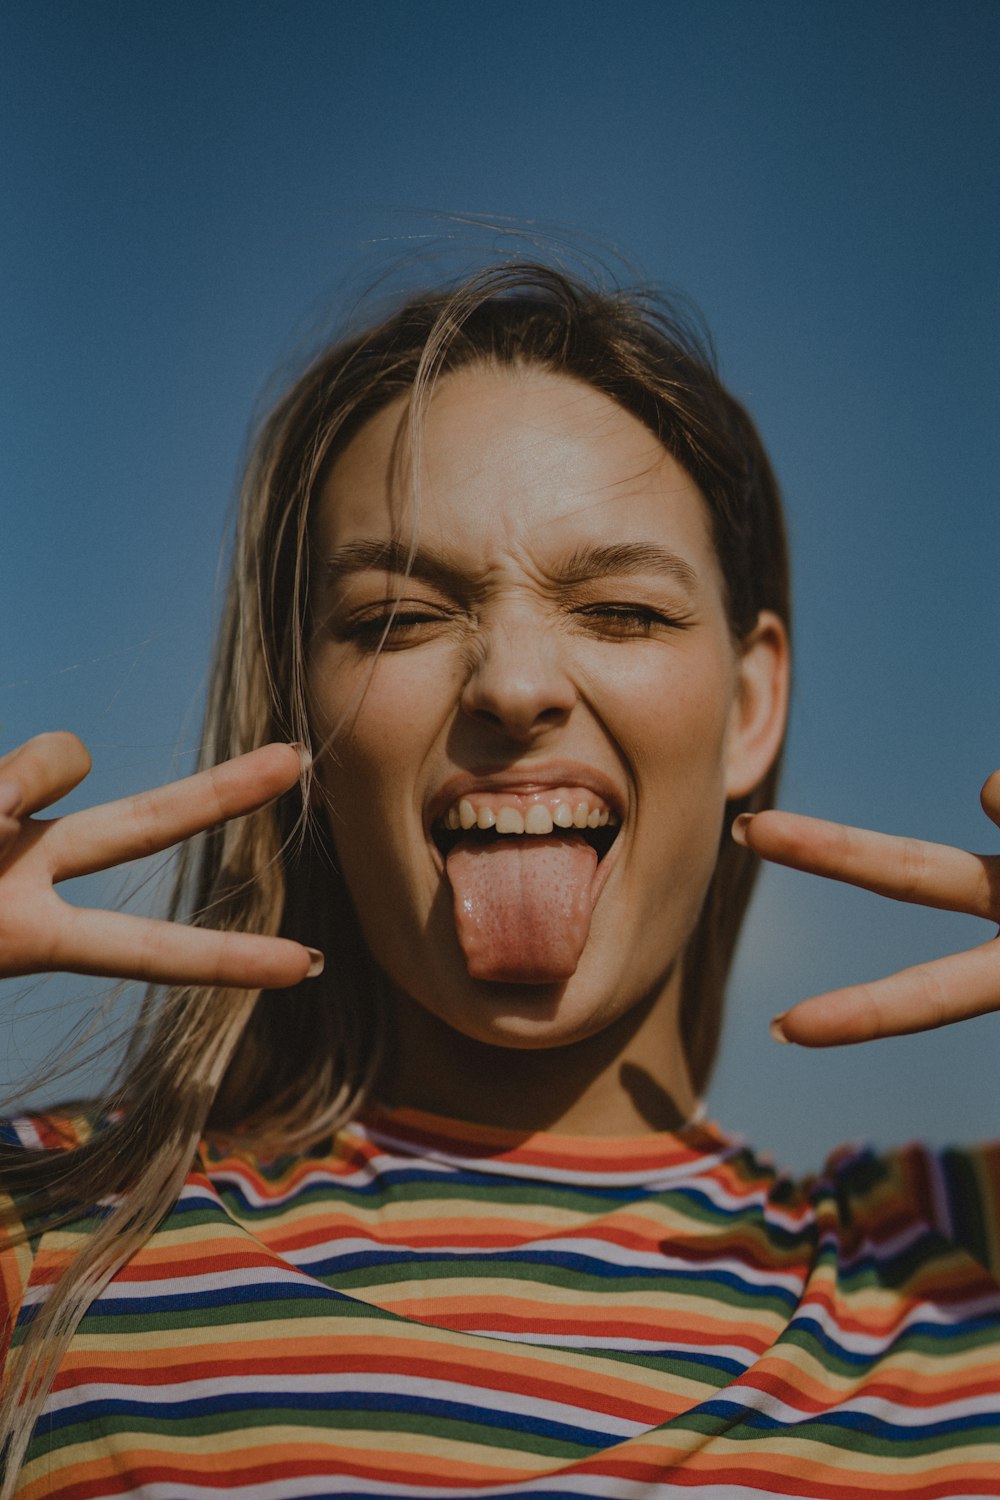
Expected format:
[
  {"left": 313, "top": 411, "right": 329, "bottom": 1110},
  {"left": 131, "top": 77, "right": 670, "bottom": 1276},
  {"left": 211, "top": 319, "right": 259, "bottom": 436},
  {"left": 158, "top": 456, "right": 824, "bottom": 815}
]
[{"left": 411, "top": 961, "right": 652, "bottom": 1053}]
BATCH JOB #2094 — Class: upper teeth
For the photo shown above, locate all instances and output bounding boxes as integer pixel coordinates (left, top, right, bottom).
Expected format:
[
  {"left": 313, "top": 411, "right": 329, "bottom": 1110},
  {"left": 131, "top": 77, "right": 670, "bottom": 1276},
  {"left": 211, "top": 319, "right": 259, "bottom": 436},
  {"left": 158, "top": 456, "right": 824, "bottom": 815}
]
[{"left": 442, "top": 792, "right": 616, "bottom": 836}]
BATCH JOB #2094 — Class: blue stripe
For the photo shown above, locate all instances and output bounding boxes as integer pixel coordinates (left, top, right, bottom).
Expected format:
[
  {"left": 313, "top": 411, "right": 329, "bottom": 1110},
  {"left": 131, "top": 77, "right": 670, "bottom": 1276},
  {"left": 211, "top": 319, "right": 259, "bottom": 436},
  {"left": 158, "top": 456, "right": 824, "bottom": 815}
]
[{"left": 41, "top": 1389, "right": 624, "bottom": 1450}]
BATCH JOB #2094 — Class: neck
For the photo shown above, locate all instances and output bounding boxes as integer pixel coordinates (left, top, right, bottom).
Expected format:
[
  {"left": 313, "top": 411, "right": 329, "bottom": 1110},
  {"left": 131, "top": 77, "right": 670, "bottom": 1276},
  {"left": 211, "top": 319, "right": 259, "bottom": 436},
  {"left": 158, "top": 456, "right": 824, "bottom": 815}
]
[{"left": 378, "top": 983, "right": 697, "bottom": 1136}]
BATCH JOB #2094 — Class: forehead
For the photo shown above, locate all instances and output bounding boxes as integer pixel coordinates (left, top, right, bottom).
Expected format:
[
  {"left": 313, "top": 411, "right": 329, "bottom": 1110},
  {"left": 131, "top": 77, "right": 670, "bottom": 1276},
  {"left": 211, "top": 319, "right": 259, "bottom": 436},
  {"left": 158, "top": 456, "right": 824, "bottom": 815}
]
[{"left": 315, "top": 365, "right": 718, "bottom": 569}]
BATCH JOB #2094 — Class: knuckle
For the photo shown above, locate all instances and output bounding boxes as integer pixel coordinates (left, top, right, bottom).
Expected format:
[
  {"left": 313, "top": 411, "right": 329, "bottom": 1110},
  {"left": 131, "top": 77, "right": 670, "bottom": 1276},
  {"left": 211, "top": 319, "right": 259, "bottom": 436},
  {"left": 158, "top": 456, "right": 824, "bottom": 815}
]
[
  {"left": 825, "top": 823, "right": 856, "bottom": 866},
  {"left": 915, "top": 966, "right": 950, "bottom": 1030},
  {"left": 896, "top": 836, "right": 929, "bottom": 898},
  {"left": 203, "top": 765, "right": 232, "bottom": 826},
  {"left": 857, "top": 984, "right": 885, "bottom": 1042},
  {"left": 121, "top": 795, "right": 161, "bottom": 860},
  {"left": 208, "top": 932, "right": 234, "bottom": 986},
  {"left": 128, "top": 919, "right": 165, "bottom": 980}
]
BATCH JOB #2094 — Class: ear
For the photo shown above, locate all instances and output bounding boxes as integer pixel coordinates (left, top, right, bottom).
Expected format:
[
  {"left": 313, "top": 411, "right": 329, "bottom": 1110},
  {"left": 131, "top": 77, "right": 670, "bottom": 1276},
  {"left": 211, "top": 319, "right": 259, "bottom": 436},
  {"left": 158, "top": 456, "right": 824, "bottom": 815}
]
[{"left": 724, "top": 611, "right": 790, "bottom": 800}]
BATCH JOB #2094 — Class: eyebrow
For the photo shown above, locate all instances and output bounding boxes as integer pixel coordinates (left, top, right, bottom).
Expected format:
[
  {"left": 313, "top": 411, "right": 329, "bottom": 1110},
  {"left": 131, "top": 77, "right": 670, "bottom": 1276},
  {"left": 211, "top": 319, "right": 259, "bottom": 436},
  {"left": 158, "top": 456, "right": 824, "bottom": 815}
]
[
  {"left": 323, "top": 538, "right": 700, "bottom": 593},
  {"left": 556, "top": 542, "right": 699, "bottom": 591}
]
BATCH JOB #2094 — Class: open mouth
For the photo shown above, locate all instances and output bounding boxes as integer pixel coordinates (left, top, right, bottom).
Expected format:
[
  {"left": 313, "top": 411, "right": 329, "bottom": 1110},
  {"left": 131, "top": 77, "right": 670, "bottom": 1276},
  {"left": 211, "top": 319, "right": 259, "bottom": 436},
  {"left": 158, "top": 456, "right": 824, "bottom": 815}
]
[
  {"left": 429, "top": 786, "right": 625, "bottom": 985},
  {"left": 432, "top": 820, "right": 619, "bottom": 862},
  {"left": 431, "top": 789, "right": 622, "bottom": 864}
]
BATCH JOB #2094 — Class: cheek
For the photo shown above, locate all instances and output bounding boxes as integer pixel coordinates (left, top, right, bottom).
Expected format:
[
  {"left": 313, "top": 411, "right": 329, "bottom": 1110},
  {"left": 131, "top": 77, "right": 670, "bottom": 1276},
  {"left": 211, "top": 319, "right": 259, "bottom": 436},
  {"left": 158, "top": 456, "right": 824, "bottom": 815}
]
[
  {"left": 306, "top": 643, "right": 445, "bottom": 819},
  {"left": 592, "top": 644, "right": 736, "bottom": 792},
  {"left": 597, "top": 654, "right": 737, "bottom": 967}
]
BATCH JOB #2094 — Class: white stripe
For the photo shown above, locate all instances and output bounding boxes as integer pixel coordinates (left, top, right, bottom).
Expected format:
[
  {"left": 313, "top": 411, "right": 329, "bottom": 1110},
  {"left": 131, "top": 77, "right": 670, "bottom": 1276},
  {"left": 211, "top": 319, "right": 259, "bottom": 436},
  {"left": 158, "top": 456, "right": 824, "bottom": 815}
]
[
  {"left": 121, "top": 1472, "right": 838, "bottom": 1500},
  {"left": 10, "top": 1114, "right": 45, "bottom": 1150},
  {"left": 77, "top": 1264, "right": 323, "bottom": 1302},
  {"left": 926, "top": 1145, "right": 955, "bottom": 1241}
]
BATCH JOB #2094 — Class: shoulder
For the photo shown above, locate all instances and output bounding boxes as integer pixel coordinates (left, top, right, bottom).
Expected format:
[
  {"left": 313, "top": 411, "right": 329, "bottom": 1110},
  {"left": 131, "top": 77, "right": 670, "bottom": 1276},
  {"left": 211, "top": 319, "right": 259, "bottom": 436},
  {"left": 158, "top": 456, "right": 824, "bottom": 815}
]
[
  {"left": 0, "top": 1105, "right": 108, "bottom": 1155},
  {"left": 811, "top": 1137, "right": 1000, "bottom": 1285},
  {"left": 0, "top": 1106, "right": 114, "bottom": 1328}
]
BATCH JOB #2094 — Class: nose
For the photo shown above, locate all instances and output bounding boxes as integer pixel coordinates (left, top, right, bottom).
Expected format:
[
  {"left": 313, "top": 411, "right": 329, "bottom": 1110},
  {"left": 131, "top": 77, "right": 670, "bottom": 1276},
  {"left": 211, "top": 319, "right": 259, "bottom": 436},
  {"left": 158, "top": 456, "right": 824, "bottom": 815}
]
[{"left": 460, "top": 607, "right": 576, "bottom": 742}]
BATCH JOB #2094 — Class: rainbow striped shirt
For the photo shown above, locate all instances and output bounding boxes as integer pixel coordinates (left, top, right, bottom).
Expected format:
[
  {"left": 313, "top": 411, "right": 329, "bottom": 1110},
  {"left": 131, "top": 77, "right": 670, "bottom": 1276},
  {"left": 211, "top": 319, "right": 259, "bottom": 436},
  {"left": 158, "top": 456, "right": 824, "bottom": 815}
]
[{"left": 3, "top": 1106, "right": 1000, "bottom": 1497}]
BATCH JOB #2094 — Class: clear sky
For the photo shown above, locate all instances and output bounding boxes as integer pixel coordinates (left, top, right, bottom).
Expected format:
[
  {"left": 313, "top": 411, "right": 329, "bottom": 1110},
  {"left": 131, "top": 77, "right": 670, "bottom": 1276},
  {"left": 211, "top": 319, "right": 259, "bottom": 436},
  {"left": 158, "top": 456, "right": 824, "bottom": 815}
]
[{"left": 2, "top": 0, "right": 998, "bottom": 1169}]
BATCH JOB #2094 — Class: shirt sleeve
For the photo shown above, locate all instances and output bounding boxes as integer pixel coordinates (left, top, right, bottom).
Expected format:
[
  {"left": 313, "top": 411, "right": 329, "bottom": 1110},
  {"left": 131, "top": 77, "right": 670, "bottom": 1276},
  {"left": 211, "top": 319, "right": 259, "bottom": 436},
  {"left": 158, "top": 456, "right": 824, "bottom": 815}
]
[
  {"left": 824, "top": 1137, "right": 1000, "bottom": 1289},
  {"left": 929, "top": 1141, "right": 1000, "bottom": 1283},
  {"left": 0, "top": 1121, "right": 41, "bottom": 1369},
  {"left": 0, "top": 1110, "right": 99, "bottom": 1369}
]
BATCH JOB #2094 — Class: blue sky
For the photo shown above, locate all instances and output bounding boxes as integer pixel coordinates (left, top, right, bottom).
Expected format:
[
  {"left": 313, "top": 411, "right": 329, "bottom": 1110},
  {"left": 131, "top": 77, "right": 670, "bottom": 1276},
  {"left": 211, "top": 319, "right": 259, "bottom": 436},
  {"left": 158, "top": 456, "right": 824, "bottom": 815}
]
[{"left": 2, "top": 0, "right": 998, "bottom": 1167}]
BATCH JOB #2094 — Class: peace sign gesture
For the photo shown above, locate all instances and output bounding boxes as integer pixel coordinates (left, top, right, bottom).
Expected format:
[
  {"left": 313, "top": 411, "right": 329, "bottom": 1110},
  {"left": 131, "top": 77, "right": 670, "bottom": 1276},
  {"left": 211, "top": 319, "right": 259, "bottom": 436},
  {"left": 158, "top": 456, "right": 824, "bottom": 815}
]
[
  {"left": 0, "top": 732, "right": 323, "bottom": 988},
  {"left": 734, "top": 771, "right": 1000, "bottom": 1046}
]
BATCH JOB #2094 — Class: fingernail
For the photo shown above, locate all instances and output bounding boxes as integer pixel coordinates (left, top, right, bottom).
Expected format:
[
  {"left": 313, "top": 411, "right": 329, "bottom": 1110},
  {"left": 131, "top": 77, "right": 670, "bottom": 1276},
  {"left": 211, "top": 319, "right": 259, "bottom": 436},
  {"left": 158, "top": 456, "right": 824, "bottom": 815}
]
[
  {"left": 290, "top": 742, "right": 313, "bottom": 774},
  {"left": 769, "top": 1013, "right": 790, "bottom": 1044},
  {"left": 731, "top": 813, "right": 753, "bottom": 846},
  {"left": 306, "top": 947, "right": 324, "bottom": 978},
  {"left": 0, "top": 781, "right": 22, "bottom": 818}
]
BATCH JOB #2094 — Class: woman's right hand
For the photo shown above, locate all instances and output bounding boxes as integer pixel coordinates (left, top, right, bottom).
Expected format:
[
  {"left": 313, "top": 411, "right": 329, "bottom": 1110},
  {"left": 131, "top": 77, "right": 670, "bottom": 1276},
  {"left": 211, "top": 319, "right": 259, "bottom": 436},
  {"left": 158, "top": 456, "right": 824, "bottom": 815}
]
[{"left": 0, "top": 733, "right": 323, "bottom": 988}]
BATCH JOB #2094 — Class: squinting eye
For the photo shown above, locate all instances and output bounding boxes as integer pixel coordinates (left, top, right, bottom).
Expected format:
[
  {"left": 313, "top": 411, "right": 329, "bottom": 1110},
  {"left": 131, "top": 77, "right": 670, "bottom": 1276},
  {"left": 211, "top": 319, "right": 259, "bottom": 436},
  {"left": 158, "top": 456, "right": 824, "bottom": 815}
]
[
  {"left": 339, "top": 603, "right": 454, "bottom": 651},
  {"left": 573, "top": 603, "right": 688, "bottom": 637}
]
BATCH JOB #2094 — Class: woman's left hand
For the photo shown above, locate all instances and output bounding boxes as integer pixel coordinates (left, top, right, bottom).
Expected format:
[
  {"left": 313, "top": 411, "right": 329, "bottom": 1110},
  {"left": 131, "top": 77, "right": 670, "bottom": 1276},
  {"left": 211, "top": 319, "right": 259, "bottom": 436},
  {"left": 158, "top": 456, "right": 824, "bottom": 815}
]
[{"left": 733, "top": 770, "right": 1000, "bottom": 1046}]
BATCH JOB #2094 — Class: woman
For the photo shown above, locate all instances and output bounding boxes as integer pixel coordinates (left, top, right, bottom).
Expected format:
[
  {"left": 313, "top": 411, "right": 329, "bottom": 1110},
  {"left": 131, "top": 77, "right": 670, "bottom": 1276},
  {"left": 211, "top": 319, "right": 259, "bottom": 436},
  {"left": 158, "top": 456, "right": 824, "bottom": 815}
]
[{"left": 1, "top": 264, "right": 998, "bottom": 1498}]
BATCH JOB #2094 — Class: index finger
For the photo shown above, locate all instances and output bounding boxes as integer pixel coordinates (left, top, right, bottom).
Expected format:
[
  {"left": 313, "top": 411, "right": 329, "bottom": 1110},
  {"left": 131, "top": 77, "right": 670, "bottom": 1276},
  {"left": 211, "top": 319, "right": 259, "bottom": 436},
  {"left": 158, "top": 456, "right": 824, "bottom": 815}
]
[
  {"left": 735, "top": 809, "right": 998, "bottom": 921},
  {"left": 48, "top": 744, "right": 307, "bottom": 880}
]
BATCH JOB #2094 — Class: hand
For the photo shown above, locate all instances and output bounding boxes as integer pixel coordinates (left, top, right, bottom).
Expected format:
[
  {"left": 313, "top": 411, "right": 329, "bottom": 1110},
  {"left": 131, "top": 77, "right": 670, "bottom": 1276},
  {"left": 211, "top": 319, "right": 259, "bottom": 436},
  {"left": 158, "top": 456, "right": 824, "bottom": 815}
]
[
  {"left": 0, "top": 732, "right": 323, "bottom": 988},
  {"left": 732, "top": 771, "right": 1000, "bottom": 1046}
]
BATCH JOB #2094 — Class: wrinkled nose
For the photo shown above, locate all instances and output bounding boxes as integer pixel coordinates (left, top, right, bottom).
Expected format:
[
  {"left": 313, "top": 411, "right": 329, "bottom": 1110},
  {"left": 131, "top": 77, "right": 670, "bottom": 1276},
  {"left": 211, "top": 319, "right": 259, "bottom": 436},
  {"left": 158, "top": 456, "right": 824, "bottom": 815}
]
[{"left": 460, "top": 610, "right": 576, "bottom": 742}]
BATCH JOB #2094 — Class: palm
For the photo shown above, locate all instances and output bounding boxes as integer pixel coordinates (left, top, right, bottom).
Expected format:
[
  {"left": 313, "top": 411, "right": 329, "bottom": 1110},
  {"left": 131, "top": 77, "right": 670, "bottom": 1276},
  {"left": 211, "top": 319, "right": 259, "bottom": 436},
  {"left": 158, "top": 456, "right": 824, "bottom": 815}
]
[
  {"left": 0, "top": 733, "right": 319, "bottom": 988},
  {"left": 736, "top": 771, "right": 1000, "bottom": 1045}
]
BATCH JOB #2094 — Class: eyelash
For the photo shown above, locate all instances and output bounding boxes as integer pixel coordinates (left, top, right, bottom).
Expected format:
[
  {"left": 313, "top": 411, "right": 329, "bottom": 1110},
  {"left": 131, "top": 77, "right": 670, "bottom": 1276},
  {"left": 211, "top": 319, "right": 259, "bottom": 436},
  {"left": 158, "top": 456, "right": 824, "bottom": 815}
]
[
  {"left": 338, "top": 604, "right": 452, "bottom": 649},
  {"left": 338, "top": 600, "right": 688, "bottom": 650},
  {"left": 572, "top": 603, "right": 688, "bottom": 637}
]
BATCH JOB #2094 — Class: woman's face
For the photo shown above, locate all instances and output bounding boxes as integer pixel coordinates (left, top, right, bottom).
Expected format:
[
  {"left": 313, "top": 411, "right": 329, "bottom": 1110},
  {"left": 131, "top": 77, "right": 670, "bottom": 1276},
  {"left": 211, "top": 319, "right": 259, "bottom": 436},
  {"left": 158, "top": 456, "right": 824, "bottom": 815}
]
[{"left": 307, "top": 366, "right": 786, "bottom": 1058}]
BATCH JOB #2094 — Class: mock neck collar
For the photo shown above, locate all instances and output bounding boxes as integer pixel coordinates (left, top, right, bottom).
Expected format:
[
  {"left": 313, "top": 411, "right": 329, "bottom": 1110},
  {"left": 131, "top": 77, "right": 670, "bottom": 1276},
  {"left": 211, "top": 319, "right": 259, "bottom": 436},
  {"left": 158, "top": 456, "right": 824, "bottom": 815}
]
[{"left": 352, "top": 1103, "right": 741, "bottom": 1186}]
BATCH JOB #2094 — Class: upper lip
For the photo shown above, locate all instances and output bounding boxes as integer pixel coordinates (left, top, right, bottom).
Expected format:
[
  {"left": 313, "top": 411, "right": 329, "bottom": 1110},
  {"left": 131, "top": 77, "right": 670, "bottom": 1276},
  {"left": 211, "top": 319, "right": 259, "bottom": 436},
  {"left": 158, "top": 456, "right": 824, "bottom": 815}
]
[{"left": 427, "top": 762, "right": 627, "bottom": 829}]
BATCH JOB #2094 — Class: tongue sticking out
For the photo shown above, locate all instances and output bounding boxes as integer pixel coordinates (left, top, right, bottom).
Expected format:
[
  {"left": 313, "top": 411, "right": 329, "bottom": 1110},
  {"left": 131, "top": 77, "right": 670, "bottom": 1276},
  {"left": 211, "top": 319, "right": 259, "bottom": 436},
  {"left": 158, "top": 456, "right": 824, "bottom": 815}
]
[{"left": 446, "top": 833, "right": 599, "bottom": 984}]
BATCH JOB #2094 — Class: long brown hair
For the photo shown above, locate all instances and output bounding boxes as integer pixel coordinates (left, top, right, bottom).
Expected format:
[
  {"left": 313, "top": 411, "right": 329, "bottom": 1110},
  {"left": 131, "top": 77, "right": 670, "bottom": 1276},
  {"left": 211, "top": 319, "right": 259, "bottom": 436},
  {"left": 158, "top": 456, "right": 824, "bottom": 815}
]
[{"left": 0, "top": 262, "right": 790, "bottom": 1488}]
